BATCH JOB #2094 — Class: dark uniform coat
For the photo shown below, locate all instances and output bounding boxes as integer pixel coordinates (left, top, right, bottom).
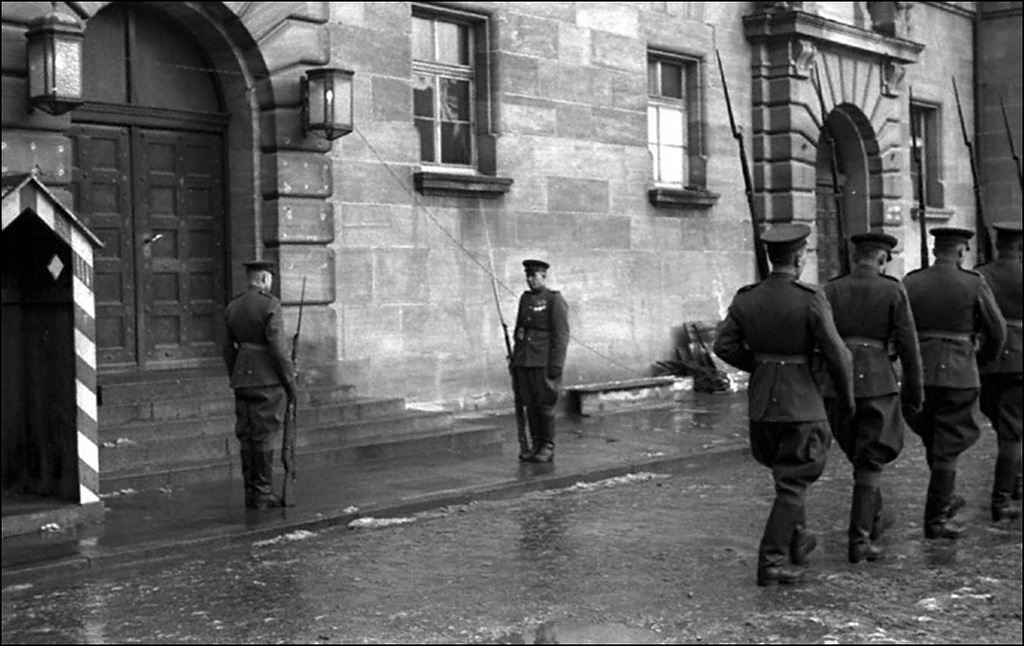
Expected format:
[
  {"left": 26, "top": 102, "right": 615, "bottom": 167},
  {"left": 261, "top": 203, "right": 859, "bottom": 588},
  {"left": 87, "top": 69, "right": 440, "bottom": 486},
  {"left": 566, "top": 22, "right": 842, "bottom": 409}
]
[
  {"left": 222, "top": 286, "right": 296, "bottom": 446},
  {"left": 823, "top": 265, "right": 924, "bottom": 470},
  {"left": 512, "top": 288, "right": 570, "bottom": 370},
  {"left": 977, "top": 258, "right": 1023, "bottom": 443},
  {"left": 714, "top": 273, "right": 854, "bottom": 423},
  {"left": 903, "top": 258, "right": 1006, "bottom": 466}
]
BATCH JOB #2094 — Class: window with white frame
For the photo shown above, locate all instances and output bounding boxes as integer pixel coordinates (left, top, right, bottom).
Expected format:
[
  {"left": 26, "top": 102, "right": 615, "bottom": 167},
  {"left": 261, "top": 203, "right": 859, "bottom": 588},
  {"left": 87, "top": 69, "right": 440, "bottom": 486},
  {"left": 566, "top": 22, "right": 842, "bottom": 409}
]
[
  {"left": 910, "top": 103, "right": 942, "bottom": 208},
  {"left": 413, "top": 11, "right": 476, "bottom": 168},
  {"left": 648, "top": 54, "right": 700, "bottom": 187}
]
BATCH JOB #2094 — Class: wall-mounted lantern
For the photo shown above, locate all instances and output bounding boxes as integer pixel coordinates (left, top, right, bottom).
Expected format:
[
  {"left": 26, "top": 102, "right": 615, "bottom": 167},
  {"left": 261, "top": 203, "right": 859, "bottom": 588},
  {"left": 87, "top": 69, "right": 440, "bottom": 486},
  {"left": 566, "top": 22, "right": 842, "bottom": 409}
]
[
  {"left": 301, "top": 68, "right": 354, "bottom": 140},
  {"left": 25, "top": 5, "right": 85, "bottom": 116}
]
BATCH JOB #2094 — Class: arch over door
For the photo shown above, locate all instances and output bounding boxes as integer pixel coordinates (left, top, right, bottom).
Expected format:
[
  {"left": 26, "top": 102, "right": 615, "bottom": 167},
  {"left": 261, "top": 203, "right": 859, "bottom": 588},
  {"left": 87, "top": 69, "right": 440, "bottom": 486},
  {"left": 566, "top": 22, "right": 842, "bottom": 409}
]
[{"left": 71, "top": 3, "right": 228, "bottom": 370}]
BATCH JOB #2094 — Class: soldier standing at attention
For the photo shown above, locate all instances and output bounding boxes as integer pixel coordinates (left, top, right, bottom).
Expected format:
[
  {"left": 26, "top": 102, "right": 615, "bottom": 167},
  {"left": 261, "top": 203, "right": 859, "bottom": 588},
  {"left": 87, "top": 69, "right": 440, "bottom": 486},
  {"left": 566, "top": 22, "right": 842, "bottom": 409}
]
[
  {"left": 222, "top": 260, "right": 298, "bottom": 509},
  {"left": 714, "top": 224, "right": 854, "bottom": 587},
  {"left": 903, "top": 227, "right": 1006, "bottom": 538},
  {"left": 823, "top": 233, "right": 924, "bottom": 564},
  {"left": 975, "top": 221, "right": 1023, "bottom": 522},
  {"left": 511, "top": 259, "right": 570, "bottom": 463}
]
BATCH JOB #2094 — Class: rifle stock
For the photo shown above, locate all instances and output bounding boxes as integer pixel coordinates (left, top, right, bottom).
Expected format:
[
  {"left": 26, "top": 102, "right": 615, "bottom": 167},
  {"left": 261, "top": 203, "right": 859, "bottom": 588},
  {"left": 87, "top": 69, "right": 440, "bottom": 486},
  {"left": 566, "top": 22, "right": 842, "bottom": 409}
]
[
  {"left": 909, "top": 87, "right": 929, "bottom": 268},
  {"left": 952, "top": 76, "right": 992, "bottom": 264},
  {"left": 811, "top": 64, "right": 850, "bottom": 276},
  {"left": 716, "top": 49, "right": 769, "bottom": 281},
  {"left": 281, "top": 276, "right": 306, "bottom": 506}
]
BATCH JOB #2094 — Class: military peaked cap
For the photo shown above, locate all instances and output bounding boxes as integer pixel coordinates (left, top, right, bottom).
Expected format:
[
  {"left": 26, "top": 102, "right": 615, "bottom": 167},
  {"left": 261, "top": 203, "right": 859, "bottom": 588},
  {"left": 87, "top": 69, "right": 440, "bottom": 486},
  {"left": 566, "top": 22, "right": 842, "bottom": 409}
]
[
  {"left": 761, "top": 223, "right": 811, "bottom": 253},
  {"left": 930, "top": 226, "right": 974, "bottom": 250},
  {"left": 243, "top": 259, "right": 276, "bottom": 272},
  {"left": 850, "top": 232, "right": 898, "bottom": 252},
  {"left": 991, "top": 220, "right": 1023, "bottom": 237},
  {"left": 522, "top": 259, "right": 550, "bottom": 272}
]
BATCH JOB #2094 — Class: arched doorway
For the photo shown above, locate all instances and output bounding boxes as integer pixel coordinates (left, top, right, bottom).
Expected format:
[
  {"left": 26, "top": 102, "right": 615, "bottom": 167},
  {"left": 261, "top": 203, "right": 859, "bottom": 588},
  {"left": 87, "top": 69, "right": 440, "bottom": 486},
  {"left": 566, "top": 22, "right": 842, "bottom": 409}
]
[
  {"left": 71, "top": 3, "right": 228, "bottom": 371},
  {"left": 814, "top": 104, "right": 880, "bottom": 280}
]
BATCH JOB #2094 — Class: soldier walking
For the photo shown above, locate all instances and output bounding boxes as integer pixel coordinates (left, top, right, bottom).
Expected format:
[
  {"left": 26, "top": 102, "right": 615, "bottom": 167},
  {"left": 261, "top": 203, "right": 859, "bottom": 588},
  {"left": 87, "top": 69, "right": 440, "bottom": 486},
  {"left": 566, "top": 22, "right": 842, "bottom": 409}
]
[
  {"left": 823, "top": 233, "right": 924, "bottom": 563},
  {"left": 511, "top": 259, "right": 570, "bottom": 463},
  {"left": 903, "top": 227, "right": 1006, "bottom": 538},
  {"left": 714, "top": 224, "right": 854, "bottom": 586},
  {"left": 222, "top": 260, "right": 298, "bottom": 509},
  {"left": 975, "top": 221, "right": 1023, "bottom": 522}
]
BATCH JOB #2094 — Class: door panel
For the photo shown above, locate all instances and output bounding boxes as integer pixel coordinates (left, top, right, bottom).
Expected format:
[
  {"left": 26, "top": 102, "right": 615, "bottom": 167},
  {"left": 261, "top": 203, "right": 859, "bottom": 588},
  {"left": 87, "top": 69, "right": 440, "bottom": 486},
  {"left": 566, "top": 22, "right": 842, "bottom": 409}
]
[
  {"left": 71, "top": 126, "right": 137, "bottom": 367},
  {"left": 136, "top": 129, "right": 226, "bottom": 366},
  {"left": 71, "top": 125, "right": 226, "bottom": 371}
]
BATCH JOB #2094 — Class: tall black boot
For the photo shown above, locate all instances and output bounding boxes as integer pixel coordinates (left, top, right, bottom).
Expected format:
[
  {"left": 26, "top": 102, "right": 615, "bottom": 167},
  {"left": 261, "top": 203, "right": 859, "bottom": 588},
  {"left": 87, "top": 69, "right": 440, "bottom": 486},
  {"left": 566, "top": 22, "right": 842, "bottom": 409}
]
[
  {"left": 992, "top": 457, "right": 1022, "bottom": 522},
  {"left": 849, "top": 485, "right": 884, "bottom": 563},
  {"left": 870, "top": 489, "right": 895, "bottom": 541},
  {"left": 254, "top": 450, "right": 282, "bottom": 509},
  {"left": 790, "top": 505, "right": 817, "bottom": 566},
  {"left": 925, "top": 469, "right": 966, "bottom": 539},
  {"left": 757, "top": 500, "right": 805, "bottom": 587},
  {"left": 240, "top": 448, "right": 256, "bottom": 509}
]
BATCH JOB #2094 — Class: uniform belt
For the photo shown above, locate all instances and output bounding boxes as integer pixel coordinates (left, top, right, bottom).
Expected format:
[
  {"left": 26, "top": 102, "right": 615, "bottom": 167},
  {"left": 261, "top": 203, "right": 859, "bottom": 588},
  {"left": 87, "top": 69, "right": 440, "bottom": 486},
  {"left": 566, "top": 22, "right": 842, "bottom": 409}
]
[
  {"left": 238, "top": 342, "right": 270, "bottom": 353},
  {"left": 843, "top": 336, "right": 886, "bottom": 349},
  {"left": 1007, "top": 319, "right": 1023, "bottom": 329},
  {"left": 918, "top": 331, "right": 972, "bottom": 342},
  {"left": 754, "top": 353, "right": 807, "bottom": 365}
]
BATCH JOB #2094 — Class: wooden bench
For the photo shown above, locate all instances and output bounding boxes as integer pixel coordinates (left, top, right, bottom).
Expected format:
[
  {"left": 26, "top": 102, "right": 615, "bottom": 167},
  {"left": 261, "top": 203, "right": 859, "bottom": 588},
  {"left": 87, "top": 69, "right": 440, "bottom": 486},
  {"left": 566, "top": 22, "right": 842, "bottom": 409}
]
[{"left": 565, "top": 376, "right": 686, "bottom": 417}]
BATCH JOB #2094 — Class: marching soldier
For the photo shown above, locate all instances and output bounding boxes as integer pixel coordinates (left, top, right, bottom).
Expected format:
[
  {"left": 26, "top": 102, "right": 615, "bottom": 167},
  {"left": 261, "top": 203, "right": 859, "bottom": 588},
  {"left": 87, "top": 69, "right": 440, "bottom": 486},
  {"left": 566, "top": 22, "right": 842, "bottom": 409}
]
[
  {"left": 976, "top": 221, "right": 1023, "bottom": 522},
  {"left": 823, "top": 233, "right": 923, "bottom": 563},
  {"left": 714, "top": 224, "right": 854, "bottom": 586},
  {"left": 222, "top": 260, "right": 298, "bottom": 509},
  {"left": 903, "top": 227, "right": 1006, "bottom": 538},
  {"left": 511, "top": 259, "right": 570, "bottom": 463}
]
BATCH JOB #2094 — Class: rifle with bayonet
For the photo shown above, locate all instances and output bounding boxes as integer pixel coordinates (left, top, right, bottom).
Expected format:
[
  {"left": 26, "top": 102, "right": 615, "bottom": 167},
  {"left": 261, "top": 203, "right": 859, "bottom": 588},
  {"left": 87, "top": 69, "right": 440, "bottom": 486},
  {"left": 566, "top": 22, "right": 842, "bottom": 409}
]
[
  {"left": 811, "top": 63, "right": 850, "bottom": 276},
  {"left": 478, "top": 216, "right": 530, "bottom": 458},
  {"left": 716, "top": 49, "right": 769, "bottom": 281},
  {"left": 281, "top": 276, "right": 306, "bottom": 507},
  {"left": 999, "top": 95, "right": 1023, "bottom": 193},
  {"left": 909, "top": 86, "right": 929, "bottom": 268},
  {"left": 952, "top": 76, "right": 993, "bottom": 265}
]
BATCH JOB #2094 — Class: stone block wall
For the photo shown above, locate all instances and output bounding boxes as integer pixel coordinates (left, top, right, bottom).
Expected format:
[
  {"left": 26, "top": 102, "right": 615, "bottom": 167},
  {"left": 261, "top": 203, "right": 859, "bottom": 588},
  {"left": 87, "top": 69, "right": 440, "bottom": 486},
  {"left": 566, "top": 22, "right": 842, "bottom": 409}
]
[{"left": 325, "top": 2, "right": 754, "bottom": 407}]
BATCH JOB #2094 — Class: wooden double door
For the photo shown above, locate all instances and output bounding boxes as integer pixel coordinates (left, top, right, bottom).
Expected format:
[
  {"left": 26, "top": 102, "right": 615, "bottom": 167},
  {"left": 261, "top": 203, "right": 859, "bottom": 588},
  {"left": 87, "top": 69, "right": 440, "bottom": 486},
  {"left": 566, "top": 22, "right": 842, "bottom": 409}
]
[{"left": 72, "top": 124, "right": 226, "bottom": 371}]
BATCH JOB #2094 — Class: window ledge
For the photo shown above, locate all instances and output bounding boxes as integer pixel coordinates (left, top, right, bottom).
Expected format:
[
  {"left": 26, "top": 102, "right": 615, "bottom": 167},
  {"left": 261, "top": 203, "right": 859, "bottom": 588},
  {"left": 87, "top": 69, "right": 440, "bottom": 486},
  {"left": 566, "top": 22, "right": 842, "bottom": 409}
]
[
  {"left": 648, "top": 186, "right": 720, "bottom": 210},
  {"left": 911, "top": 206, "right": 953, "bottom": 222},
  {"left": 414, "top": 171, "right": 514, "bottom": 198}
]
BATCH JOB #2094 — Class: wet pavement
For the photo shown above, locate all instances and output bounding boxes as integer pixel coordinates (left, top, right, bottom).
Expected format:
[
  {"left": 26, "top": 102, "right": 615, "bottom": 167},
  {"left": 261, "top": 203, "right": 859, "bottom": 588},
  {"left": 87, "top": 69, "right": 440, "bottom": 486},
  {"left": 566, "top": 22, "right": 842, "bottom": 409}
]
[
  {"left": 2, "top": 390, "right": 750, "bottom": 586},
  {"left": 2, "top": 396, "right": 1020, "bottom": 644}
]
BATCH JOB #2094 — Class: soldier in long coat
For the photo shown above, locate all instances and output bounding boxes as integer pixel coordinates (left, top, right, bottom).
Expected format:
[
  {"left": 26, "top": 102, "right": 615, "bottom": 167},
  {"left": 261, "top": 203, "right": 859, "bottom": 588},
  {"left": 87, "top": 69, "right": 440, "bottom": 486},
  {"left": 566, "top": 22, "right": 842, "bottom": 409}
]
[
  {"left": 823, "top": 232, "right": 924, "bottom": 563},
  {"left": 976, "top": 221, "right": 1023, "bottom": 522},
  {"left": 511, "top": 259, "right": 570, "bottom": 463},
  {"left": 903, "top": 227, "right": 1006, "bottom": 538},
  {"left": 714, "top": 224, "right": 855, "bottom": 587},
  {"left": 222, "top": 260, "right": 298, "bottom": 509}
]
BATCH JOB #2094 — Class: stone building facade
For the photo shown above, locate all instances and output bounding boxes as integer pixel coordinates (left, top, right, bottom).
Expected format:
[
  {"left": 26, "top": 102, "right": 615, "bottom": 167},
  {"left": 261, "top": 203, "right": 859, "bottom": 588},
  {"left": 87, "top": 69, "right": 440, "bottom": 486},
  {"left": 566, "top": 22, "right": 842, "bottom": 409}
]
[{"left": 2, "top": 1, "right": 1020, "bottom": 415}]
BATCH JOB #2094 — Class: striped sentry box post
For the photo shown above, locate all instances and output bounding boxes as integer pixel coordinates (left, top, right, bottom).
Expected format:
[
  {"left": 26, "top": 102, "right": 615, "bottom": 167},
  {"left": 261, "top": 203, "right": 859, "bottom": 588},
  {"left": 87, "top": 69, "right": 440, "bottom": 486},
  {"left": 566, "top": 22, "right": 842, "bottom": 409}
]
[{"left": 2, "top": 172, "right": 104, "bottom": 506}]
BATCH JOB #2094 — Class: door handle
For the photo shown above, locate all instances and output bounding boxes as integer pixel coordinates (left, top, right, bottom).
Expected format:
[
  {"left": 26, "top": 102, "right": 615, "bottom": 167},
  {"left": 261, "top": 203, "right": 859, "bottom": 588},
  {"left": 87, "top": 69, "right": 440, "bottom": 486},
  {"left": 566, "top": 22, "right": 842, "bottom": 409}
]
[{"left": 143, "top": 233, "right": 164, "bottom": 245}]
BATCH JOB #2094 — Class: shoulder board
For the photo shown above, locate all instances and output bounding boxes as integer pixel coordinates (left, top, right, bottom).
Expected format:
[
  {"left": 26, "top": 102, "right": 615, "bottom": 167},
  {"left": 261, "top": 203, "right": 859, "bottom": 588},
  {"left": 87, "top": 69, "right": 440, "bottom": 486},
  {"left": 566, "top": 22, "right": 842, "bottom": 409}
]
[
  {"left": 736, "top": 282, "right": 758, "bottom": 294},
  {"left": 904, "top": 267, "right": 925, "bottom": 277},
  {"left": 881, "top": 274, "right": 899, "bottom": 282},
  {"left": 548, "top": 289, "right": 561, "bottom": 295},
  {"left": 974, "top": 262, "right": 992, "bottom": 270},
  {"left": 229, "top": 291, "right": 246, "bottom": 301},
  {"left": 958, "top": 267, "right": 980, "bottom": 276},
  {"left": 826, "top": 274, "right": 847, "bottom": 283},
  {"left": 794, "top": 280, "right": 819, "bottom": 293}
]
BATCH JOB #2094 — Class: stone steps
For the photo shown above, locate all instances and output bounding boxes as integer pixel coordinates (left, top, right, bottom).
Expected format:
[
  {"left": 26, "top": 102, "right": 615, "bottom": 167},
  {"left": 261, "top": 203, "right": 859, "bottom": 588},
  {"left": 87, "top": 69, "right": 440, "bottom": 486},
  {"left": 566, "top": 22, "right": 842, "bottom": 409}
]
[
  {"left": 100, "top": 423, "right": 505, "bottom": 494},
  {"left": 95, "top": 368, "right": 501, "bottom": 494}
]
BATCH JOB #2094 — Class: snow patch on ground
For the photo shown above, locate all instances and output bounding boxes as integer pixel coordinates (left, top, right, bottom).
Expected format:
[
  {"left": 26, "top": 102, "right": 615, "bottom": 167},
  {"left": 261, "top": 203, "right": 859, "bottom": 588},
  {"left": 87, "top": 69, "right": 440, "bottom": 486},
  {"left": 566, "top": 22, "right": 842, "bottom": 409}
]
[
  {"left": 253, "top": 529, "right": 317, "bottom": 546},
  {"left": 564, "top": 472, "right": 669, "bottom": 492},
  {"left": 348, "top": 516, "right": 417, "bottom": 529}
]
